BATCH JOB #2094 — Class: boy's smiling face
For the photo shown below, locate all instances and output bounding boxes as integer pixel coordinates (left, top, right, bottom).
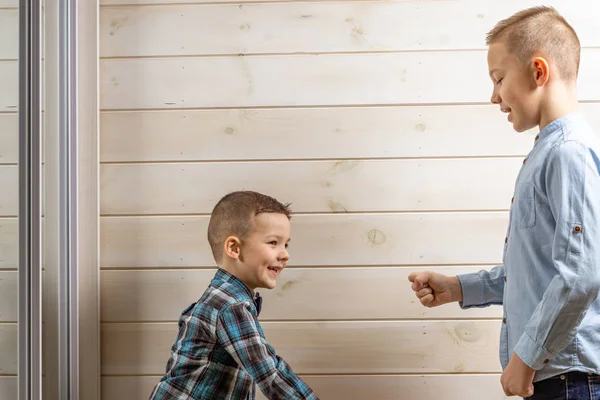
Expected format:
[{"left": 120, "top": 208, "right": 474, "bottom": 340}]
[
  {"left": 487, "top": 42, "right": 542, "bottom": 133},
  {"left": 226, "top": 212, "right": 291, "bottom": 291}
]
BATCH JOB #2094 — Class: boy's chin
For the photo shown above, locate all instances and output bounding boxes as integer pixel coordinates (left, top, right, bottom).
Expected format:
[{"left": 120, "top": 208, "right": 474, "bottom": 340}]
[
  {"left": 509, "top": 115, "right": 536, "bottom": 133},
  {"left": 264, "top": 280, "right": 277, "bottom": 290},
  {"left": 258, "top": 277, "right": 278, "bottom": 290}
]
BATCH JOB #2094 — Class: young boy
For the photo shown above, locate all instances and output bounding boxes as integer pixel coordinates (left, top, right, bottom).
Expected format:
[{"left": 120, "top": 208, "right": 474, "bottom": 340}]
[
  {"left": 149, "top": 190, "right": 319, "bottom": 399},
  {"left": 408, "top": 6, "right": 600, "bottom": 399}
]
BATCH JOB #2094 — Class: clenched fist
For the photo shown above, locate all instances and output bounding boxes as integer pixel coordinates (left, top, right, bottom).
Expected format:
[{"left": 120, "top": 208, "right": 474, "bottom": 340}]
[{"left": 408, "top": 271, "right": 464, "bottom": 308}]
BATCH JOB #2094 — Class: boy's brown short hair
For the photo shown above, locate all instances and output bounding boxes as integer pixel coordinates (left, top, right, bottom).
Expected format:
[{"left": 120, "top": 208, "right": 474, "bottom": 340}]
[
  {"left": 207, "top": 190, "right": 292, "bottom": 264},
  {"left": 486, "top": 6, "right": 580, "bottom": 81}
]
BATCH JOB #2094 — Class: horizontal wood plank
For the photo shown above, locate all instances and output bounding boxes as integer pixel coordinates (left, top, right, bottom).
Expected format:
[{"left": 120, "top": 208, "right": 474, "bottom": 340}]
[
  {"left": 0, "top": 10, "right": 17, "bottom": 60},
  {"left": 0, "top": 324, "right": 17, "bottom": 375},
  {"left": 100, "top": 1, "right": 600, "bottom": 57},
  {"left": 100, "top": 104, "right": 542, "bottom": 161},
  {"left": 0, "top": 166, "right": 45, "bottom": 217},
  {"left": 0, "top": 271, "right": 17, "bottom": 321},
  {"left": 0, "top": 114, "right": 17, "bottom": 164},
  {"left": 102, "top": 320, "right": 502, "bottom": 375},
  {"left": 100, "top": 213, "right": 508, "bottom": 268},
  {"left": 0, "top": 218, "right": 17, "bottom": 270},
  {"left": 0, "top": 166, "right": 17, "bottom": 217},
  {"left": 100, "top": 49, "right": 600, "bottom": 109},
  {"left": 101, "top": 267, "right": 503, "bottom": 322},
  {"left": 101, "top": 158, "right": 522, "bottom": 215},
  {"left": 0, "top": 377, "right": 17, "bottom": 400},
  {"left": 98, "top": 0, "right": 498, "bottom": 4},
  {"left": 99, "top": 103, "right": 600, "bottom": 162},
  {"left": 100, "top": 0, "right": 434, "bottom": 3},
  {"left": 102, "top": 374, "right": 509, "bottom": 400},
  {"left": 0, "top": 61, "right": 18, "bottom": 112}
]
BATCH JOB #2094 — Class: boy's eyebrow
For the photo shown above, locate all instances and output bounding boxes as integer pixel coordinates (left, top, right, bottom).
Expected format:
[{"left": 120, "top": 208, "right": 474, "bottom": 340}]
[{"left": 266, "top": 234, "right": 291, "bottom": 242}]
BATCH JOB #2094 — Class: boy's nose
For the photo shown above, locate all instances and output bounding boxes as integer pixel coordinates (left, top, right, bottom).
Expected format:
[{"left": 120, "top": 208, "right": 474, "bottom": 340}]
[
  {"left": 279, "top": 248, "right": 289, "bottom": 261},
  {"left": 490, "top": 90, "right": 501, "bottom": 104}
]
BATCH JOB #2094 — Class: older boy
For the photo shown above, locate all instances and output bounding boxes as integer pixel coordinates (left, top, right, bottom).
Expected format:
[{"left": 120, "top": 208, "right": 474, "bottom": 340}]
[
  {"left": 149, "top": 191, "right": 319, "bottom": 399},
  {"left": 408, "top": 6, "right": 600, "bottom": 399}
]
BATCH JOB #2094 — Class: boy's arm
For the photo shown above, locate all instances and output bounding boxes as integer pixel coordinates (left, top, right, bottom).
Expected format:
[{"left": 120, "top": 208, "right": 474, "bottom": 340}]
[
  {"left": 456, "top": 265, "right": 505, "bottom": 308},
  {"left": 514, "top": 140, "right": 600, "bottom": 370},
  {"left": 216, "top": 302, "right": 319, "bottom": 400}
]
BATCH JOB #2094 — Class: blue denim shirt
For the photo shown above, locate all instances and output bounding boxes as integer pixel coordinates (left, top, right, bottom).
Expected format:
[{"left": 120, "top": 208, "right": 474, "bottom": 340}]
[{"left": 458, "top": 113, "right": 600, "bottom": 382}]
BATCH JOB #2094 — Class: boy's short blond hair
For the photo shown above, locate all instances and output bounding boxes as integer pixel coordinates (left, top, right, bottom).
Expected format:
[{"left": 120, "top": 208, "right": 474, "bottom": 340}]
[
  {"left": 486, "top": 6, "right": 580, "bottom": 81},
  {"left": 207, "top": 190, "right": 292, "bottom": 264}
]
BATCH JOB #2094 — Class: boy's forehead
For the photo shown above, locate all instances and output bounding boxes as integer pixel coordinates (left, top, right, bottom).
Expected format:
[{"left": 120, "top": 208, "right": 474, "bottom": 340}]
[
  {"left": 250, "top": 213, "right": 291, "bottom": 235},
  {"left": 487, "top": 43, "right": 511, "bottom": 72},
  {"left": 487, "top": 43, "right": 507, "bottom": 64}
]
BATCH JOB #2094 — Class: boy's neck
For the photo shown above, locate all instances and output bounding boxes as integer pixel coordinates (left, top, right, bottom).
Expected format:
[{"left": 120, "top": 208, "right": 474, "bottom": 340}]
[
  {"left": 218, "top": 263, "right": 257, "bottom": 293},
  {"left": 538, "top": 81, "right": 579, "bottom": 131}
]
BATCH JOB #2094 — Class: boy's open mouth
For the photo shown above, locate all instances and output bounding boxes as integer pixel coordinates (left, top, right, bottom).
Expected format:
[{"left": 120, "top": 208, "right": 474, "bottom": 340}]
[{"left": 267, "top": 266, "right": 282, "bottom": 274}]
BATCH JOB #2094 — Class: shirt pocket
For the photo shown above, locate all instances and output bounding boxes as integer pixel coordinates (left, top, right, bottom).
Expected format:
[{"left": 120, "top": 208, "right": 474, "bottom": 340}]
[{"left": 515, "top": 183, "right": 536, "bottom": 229}]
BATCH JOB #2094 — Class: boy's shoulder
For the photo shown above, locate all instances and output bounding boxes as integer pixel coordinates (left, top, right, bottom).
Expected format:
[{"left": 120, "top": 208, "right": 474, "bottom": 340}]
[
  {"left": 180, "top": 269, "right": 259, "bottom": 323},
  {"left": 556, "top": 114, "right": 600, "bottom": 148}
]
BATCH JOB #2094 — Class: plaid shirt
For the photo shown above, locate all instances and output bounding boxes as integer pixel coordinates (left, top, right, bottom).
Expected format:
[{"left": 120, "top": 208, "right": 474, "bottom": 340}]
[{"left": 149, "top": 268, "right": 319, "bottom": 400}]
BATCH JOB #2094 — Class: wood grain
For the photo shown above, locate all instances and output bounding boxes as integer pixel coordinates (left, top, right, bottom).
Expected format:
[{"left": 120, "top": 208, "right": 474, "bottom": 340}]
[
  {"left": 99, "top": 1, "right": 600, "bottom": 57},
  {"left": 100, "top": 212, "right": 509, "bottom": 268},
  {"left": 0, "top": 324, "right": 17, "bottom": 375},
  {"left": 0, "top": 218, "right": 17, "bottom": 270},
  {"left": 0, "top": 114, "right": 18, "bottom": 164},
  {"left": 0, "top": 377, "right": 17, "bottom": 400},
  {"left": 100, "top": 158, "right": 522, "bottom": 215},
  {"left": 102, "top": 374, "right": 509, "bottom": 400},
  {"left": 0, "top": 10, "right": 17, "bottom": 60},
  {"left": 0, "top": 271, "right": 17, "bottom": 322},
  {"left": 0, "top": 61, "right": 18, "bottom": 112},
  {"left": 100, "top": 49, "right": 600, "bottom": 109},
  {"left": 0, "top": 166, "right": 17, "bottom": 217},
  {"left": 99, "top": 104, "right": 541, "bottom": 161}
]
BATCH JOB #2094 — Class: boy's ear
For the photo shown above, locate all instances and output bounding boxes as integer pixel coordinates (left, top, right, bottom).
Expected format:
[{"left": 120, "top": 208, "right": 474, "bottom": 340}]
[
  {"left": 224, "top": 236, "right": 242, "bottom": 260},
  {"left": 532, "top": 56, "right": 550, "bottom": 87}
]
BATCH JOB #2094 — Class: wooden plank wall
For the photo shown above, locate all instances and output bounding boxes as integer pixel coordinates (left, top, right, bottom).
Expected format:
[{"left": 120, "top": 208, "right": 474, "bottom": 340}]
[
  {"left": 1, "top": 0, "right": 600, "bottom": 398},
  {"left": 0, "top": 1, "right": 18, "bottom": 397}
]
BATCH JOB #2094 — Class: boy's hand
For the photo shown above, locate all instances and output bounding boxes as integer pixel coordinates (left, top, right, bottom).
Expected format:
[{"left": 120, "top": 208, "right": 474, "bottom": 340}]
[
  {"left": 407, "top": 271, "right": 463, "bottom": 307},
  {"left": 500, "top": 354, "right": 535, "bottom": 397}
]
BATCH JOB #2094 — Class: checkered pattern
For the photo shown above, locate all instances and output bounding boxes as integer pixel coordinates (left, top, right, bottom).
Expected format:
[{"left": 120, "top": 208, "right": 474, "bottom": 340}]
[{"left": 149, "top": 268, "right": 319, "bottom": 400}]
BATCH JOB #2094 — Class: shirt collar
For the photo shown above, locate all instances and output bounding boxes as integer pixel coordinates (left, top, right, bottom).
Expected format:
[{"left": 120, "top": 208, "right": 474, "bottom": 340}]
[
  {"left": 212, "top": 268, "right": 263, "bottom": 315},
  {"left": 537, "top": 112, "right": 585, "bottom": 142}
]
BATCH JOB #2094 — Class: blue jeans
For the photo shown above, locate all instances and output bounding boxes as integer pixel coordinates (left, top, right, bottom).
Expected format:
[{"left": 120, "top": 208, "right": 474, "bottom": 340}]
[{"left": 525, "top": 372, "right": 600, "bottom": 400}]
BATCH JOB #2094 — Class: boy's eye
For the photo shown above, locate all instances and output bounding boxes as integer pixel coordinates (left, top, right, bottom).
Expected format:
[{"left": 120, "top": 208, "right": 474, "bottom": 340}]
[
  {"left": 268, "top": 241, "right": 277, "bottom": 245},
  {"left": 496, "top": 78, "right": 503, "bottom": 84}
]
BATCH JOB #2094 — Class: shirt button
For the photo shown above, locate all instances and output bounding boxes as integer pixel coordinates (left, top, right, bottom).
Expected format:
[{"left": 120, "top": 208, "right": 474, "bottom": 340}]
[
  {"left": 574, "top": 225, "right": 582, "bottom": 233},
  {"left": 503, "top": 318, "right": 506, "bottom": 324},
  {"left": 511, "top": 197, "right": 514, "bottom": 203},
  {"left": 504, "top": 276, "right": 507, "bottom": 282},
  {"left": 505, "top": 237, "right": 508, "bottom": 243},
  {"left": 535, "top": 135, "right": 540, "bottom": 141},
  {"left": 523, "top": 158, "right": 527, "bottom": 164},
  {"left": 544, "top": 359, "right": 550, "bottom": 364}
]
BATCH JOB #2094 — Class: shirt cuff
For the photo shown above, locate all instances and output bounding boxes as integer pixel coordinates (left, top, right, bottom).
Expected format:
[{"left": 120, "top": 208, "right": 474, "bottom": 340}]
[
  {"left": 457, "top": 272, "right": 484, "bottom": 309},
  {"left": 513, "top": 331, "right": 555, "bottom": 370}
]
